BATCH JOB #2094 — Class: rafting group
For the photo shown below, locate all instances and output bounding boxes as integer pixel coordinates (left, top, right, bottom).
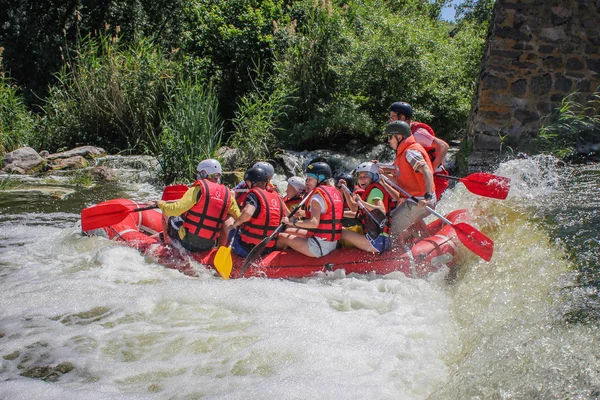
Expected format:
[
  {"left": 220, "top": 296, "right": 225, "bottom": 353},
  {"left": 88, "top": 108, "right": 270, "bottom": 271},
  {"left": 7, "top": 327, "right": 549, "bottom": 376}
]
[{"left": 82, "top": 101, "right": 510, "bottom": 279}]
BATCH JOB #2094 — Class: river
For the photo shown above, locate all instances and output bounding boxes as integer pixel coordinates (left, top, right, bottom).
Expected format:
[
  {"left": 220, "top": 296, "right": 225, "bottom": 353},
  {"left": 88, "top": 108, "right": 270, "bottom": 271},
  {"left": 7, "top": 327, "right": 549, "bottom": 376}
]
[{"left": 0, "top": 155, "right": 598, "bottom": 399}]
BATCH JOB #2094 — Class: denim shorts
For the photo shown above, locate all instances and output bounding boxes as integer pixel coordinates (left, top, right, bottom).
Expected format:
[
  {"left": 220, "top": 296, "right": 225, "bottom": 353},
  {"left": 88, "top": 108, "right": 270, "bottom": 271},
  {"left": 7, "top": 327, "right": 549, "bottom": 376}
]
[{"left": 367, "top": 234, "right": 390, "bottom": 254}]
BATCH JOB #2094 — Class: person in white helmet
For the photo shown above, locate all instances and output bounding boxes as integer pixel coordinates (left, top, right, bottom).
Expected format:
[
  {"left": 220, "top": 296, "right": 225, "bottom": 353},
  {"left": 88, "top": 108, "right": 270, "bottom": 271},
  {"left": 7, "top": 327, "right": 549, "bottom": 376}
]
[
  {"left": 155, "top": 159, "right": 240, "bottom": 251},
  {"left": 284, "top": 176, "right": 306, "bottom": 212},
  {"left": 339, "top": 162, "right": 394, "bottom": 253}
]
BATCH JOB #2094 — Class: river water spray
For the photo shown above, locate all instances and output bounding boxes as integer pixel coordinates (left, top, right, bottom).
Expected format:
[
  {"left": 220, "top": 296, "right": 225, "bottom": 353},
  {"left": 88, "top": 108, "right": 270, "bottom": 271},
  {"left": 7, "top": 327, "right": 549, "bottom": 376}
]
[{"left": 1, "top": 155, "right": 598, "bottom": 399}]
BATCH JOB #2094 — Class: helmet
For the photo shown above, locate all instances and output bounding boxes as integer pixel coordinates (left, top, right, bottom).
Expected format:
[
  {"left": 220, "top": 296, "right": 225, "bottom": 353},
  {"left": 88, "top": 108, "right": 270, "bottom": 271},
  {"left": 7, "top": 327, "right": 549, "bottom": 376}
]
[
  {"left": 252, "top": 161, "right": 275, "bottom": 178},
  {"left": 389, "top": 102, "right": 413, "bottom": 119},
  {"left": 355, "top": 162, "right": 379, "bottom": 183},
  {"left": 287, "top": 176, "right": 306, "bottom": 192},
  {"left": 197, "top": 159, "right": 222, "bottom": 178},
  {"left": 334, "top": 172, "right": 355, "bottom": 192},
  {"left": 385, "top": 121, "right": 412, "bottom": 137},
  {"left": 244, "top": 167, "right": 268, "bottom": 183},
  {"left": 306, "top": 162, "right": 332, "bottom": 183}
]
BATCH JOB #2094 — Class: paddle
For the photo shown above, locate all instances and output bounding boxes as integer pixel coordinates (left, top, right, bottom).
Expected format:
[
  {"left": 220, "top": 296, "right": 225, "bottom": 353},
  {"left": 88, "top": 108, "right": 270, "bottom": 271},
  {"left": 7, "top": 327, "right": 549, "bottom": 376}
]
[
  {"left": 81, "top": 202, "right": 158, "bottom": 231},
  {"left": 340, "top": 184, "right": 388, "bottom": 236},
  {"left": 434, "top": 172, "right": 510, "bottom": 200},
  {"left": 213, "top": 227, "right": 240, "bottom": 280},
  {"left": 380, "top": 175, "right": 494, "bottom": 261},
  {"left": 239, "top": 190, "right": 314, "bottom": 277},
  {"left": 162, "top": 185, "right": 250, "bottom": 201}
]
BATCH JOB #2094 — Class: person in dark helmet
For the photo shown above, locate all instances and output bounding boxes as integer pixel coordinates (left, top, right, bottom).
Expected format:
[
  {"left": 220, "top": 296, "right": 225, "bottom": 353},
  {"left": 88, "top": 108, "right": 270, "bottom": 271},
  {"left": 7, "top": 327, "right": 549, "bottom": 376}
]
[
  {"left": 155, "top": 159, "right": 240, "bottom": 251},
  {"left": 378, "top": 121, "right": 436, "bottom": 241},
  {"left": 277, "top": 162, "right": 343, "bottom": 258},
  {"left": 235, "top": 161, "right": 279, "bottom": 207},
  {"left": 389, "top": 101, "right": 450, "bottom": 200},
  {"left": 231, "top": 167, "right": 285, "bottom": 257}
]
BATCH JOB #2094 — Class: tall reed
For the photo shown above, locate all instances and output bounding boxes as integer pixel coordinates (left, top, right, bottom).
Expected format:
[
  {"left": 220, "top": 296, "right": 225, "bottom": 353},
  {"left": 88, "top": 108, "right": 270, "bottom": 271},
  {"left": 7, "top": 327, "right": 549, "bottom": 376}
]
[
  {"left": 155, "top": 78, "right": 223, "bottom": 184},
  {"left": 0, "top": 72, "right": 36, "bottom": 156}
]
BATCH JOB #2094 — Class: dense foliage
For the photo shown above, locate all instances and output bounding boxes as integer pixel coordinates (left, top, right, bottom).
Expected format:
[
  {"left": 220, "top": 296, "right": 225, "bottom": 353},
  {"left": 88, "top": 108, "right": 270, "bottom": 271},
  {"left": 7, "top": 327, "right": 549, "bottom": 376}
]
[{"left": 0, "top": 0, "right": 494, "bottom": 183}]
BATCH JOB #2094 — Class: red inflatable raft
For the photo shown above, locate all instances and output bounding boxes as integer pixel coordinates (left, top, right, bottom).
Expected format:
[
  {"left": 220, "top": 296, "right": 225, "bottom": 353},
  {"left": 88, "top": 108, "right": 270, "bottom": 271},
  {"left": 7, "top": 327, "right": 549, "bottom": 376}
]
[{"left": 83, "top": 198, "right": 469, "bottom": 279}]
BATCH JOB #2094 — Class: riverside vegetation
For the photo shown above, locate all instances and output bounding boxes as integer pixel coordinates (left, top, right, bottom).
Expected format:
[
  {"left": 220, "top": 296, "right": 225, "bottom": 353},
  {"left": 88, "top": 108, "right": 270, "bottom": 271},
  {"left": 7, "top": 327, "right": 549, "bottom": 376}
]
[{"left": 2, "top": 0, "right": 597, "bottom": 183}]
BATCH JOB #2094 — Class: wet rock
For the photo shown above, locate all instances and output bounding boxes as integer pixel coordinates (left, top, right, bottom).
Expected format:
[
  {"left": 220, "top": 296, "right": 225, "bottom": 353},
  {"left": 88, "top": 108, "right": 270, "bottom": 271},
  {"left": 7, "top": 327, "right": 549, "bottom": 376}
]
[
  {"left": 20, "top": 362, "right": 74, "bottom": 382},
  {"left": 2, "top": 147, "right": 44, "bottom": 173},
  {"left": 49, "top": 156, "right": 89, "bottom": 170},
  {"left": 46, "top": 146, "right": 106, "bottom": 161},
  {"left": 88, "top": 166, "right": 117, "bottom": 182}
]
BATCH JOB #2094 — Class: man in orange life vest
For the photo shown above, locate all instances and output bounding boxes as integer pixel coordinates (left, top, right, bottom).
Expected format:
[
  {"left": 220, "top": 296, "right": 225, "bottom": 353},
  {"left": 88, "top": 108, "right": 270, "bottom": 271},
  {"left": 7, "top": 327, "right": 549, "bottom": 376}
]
[
  {"left": 155, "top": 159, "right": 240, "bottom": 252},
  {"left": 379, "top": 121, "right": 436, "bottom": 239},
  {"left": 389, "top": 102, "right": 450, "bottom": 200},
  {"left": 231, "top": 166, "right": 285, "bottom": 258},
  {"left": 277, "top": 162, "right": 343, "bottom": 258}
]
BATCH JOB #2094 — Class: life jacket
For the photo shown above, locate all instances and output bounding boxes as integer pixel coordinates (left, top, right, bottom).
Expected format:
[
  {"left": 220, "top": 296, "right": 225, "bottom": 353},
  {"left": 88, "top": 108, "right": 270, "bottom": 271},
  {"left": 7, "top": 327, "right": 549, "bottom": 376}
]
[
  {"left": 236, "top": 181, "right": 278, "bottom": 208},
  {"left": 358, "top": 182, "right": 392, "bottom": 234},
  {"left": 182, "top": 179, "right": 230, "bottom": 241},
  {"left": 305, "top": 185, "right": 343, "bottom": 241},
  {"left": 240, "top": 188, "right": 285, "bottom": 248},
  {"left": 284, "top": 194, "right": 304, "bottom": 211},
  {"left": 392, "top": 135, "right": 436, "bottom": 198},
  {"left": 235, "top": 181, "right": 249, "bottom": 208},
  {"left": 410, "top": 121, "right": 439, "bottom": 163}
]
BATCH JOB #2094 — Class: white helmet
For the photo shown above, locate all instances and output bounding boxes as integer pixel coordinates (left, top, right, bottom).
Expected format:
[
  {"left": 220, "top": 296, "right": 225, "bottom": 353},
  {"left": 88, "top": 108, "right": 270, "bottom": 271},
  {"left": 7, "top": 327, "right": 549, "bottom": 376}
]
[
  {"left": 197, "top": 159, "right": 222, "bottom": 176},
  {"left": 287, "top": 176, "right": 306, "bottom": 192},
  {"left": 253, "top": 161, "right": 275, "bottom": 178},
  {"left": 355, "top": 162, "right": 379, "bottom": 182},
  {"left": 355, "top": 162, "right": 379, "bottom": 174}
]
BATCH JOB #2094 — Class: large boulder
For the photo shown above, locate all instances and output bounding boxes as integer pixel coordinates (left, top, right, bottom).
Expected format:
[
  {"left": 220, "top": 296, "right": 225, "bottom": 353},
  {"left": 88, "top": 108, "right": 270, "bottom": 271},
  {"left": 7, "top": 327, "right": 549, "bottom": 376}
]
[
  {"left": 2, "top": 147, "right": 44, "bottom": 173},
  {"left": 49, "top": 156, "right": 89, "bottom": 170},
  {"left": 45, "top": 146, "right": 106, "bottom": 160}
]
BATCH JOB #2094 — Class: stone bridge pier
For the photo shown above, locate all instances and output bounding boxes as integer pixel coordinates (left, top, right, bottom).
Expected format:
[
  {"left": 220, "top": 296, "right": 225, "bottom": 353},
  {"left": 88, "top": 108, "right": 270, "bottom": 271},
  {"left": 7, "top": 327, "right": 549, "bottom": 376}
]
[{"left": 467, "top": 0, "right": 600, "bottom": 170}]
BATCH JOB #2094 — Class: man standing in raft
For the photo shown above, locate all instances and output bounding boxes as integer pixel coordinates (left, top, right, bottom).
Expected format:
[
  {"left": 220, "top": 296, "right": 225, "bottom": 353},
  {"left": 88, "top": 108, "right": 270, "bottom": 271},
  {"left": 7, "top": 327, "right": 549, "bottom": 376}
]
[
  {"left": 230, "top": 166, "right": 286, "bottom": 258},
  {"left": 155, "top": 159, "right": 240, "bottom": 251},
  {"left": 277, "top": 162, "right": 344, "bottom": 258},
  {"left": 388, "top": 101, "right": 450, "bottom": 200},
  {"left": 379, "top": 121, "right": 436, "bottom": 241}
]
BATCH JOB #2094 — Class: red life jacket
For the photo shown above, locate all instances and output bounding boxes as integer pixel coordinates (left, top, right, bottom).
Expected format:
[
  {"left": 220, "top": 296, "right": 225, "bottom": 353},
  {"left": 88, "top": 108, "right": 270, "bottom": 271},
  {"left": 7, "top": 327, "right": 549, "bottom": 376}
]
[
  {"left": 182, "top": 179, "right": 230, "bottom": 241},
  {"left": 359, "top": 182, "right": 392, "bottom": 234},
  {"left": 284, "top": 194, "right": 303, "bottom": 211},
  {"left": 410, "top": 121, "right": 438, "bottom": 163},
  {"left": 393, "top": 135, "right": 436, "bottom": 198},
  {"left": 240, "top": 188, "right": 285, "bottom": 248},
  {"left": 305, "top": 185, "right": 343, "bottom": 241}
]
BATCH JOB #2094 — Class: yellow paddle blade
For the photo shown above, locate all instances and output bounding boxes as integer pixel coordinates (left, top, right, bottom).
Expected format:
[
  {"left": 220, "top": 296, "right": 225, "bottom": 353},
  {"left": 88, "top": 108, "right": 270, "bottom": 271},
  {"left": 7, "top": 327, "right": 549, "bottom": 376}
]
[{"left": 214, "top": 246, "right": 233, "bottom": 280}]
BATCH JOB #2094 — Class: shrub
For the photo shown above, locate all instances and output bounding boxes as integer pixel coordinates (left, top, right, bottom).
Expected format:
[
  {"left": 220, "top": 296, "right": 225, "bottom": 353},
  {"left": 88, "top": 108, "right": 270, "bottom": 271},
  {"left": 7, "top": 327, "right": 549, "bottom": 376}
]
[
  {"left": 155, "top": 79, "right": 224, "bottom": 184},
  {"left": 0, "top": 71, "right": 37, "bottom": 156},
  {"left": 39, "top": 32, "right": 178, "bottom": 153}
]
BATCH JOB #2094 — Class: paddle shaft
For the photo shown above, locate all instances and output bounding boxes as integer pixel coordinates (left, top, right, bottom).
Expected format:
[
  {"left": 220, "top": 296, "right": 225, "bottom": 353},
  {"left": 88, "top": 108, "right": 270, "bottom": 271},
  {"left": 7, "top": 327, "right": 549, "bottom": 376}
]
[
  {"left": 340, "top": 184, "right": 386, "bottom": 228},
  {"left": 380, "top": 175, "right": 451, "bottom": 224}
]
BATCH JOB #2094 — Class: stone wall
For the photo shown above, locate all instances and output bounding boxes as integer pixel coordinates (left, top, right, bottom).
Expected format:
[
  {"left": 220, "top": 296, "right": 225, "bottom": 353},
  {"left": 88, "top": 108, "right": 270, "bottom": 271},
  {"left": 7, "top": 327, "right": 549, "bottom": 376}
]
[{"left": 467, "top": 0, "right": 600, "bottom": 170}]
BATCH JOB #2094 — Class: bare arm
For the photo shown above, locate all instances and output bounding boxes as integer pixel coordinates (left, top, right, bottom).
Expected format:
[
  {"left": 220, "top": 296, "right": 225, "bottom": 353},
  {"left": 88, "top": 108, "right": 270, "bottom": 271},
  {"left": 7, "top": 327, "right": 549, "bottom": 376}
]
[{"left": 431, "top": 137, "right": 449, "bottom": 170}]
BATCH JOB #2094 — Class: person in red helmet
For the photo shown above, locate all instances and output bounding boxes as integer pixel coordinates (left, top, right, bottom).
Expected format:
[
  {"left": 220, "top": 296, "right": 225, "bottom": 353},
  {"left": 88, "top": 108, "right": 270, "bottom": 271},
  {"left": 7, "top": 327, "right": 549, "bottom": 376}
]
[{"left": 389, "top": 102, "right": 450, "bottom": 200}]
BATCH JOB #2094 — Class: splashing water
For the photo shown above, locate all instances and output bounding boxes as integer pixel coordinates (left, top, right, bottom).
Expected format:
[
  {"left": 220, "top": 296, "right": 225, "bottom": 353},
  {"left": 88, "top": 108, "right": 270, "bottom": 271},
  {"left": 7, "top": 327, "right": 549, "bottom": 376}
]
[{"left": 1, "top": 156, "right": 599, "bottom": 399}]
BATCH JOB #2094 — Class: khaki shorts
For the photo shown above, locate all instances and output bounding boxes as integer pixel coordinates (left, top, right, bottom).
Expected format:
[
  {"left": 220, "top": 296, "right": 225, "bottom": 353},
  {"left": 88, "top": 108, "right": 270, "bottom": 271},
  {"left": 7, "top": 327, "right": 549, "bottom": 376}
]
[
  {"left": 390, "top": 202, "right": 430, "bottom": 236},
  {"left": 308, "top": 236, "right": 338, "bottom": 257}
]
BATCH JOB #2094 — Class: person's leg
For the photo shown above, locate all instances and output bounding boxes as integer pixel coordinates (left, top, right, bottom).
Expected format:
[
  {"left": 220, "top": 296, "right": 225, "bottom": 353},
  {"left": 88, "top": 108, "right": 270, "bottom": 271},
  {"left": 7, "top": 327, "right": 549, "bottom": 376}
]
[
  {"left": 341, "top": 229, "right": 378, "bottom": 253},
  {"left": 277, "top": 233, "right": 315, "bottom": 257},
  {"left": 390, "top": 203, "right": 429, "bottom": 243}
]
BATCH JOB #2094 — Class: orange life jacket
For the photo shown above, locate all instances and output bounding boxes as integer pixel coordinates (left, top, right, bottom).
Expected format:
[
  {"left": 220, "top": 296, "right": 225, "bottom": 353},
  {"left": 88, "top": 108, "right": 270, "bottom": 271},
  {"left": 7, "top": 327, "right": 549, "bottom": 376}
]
[
  {"left": 392, "top": 135, "right": 436, "bottom": 198},
  {"left": 182, "top": 179, "right": 230, "bottom": 240},
  {"left": 240, "top": 188, "right": 285, "bottom": 247},
  {"left": 305, "top": 185, "right": 343, "bottom": 241}
]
